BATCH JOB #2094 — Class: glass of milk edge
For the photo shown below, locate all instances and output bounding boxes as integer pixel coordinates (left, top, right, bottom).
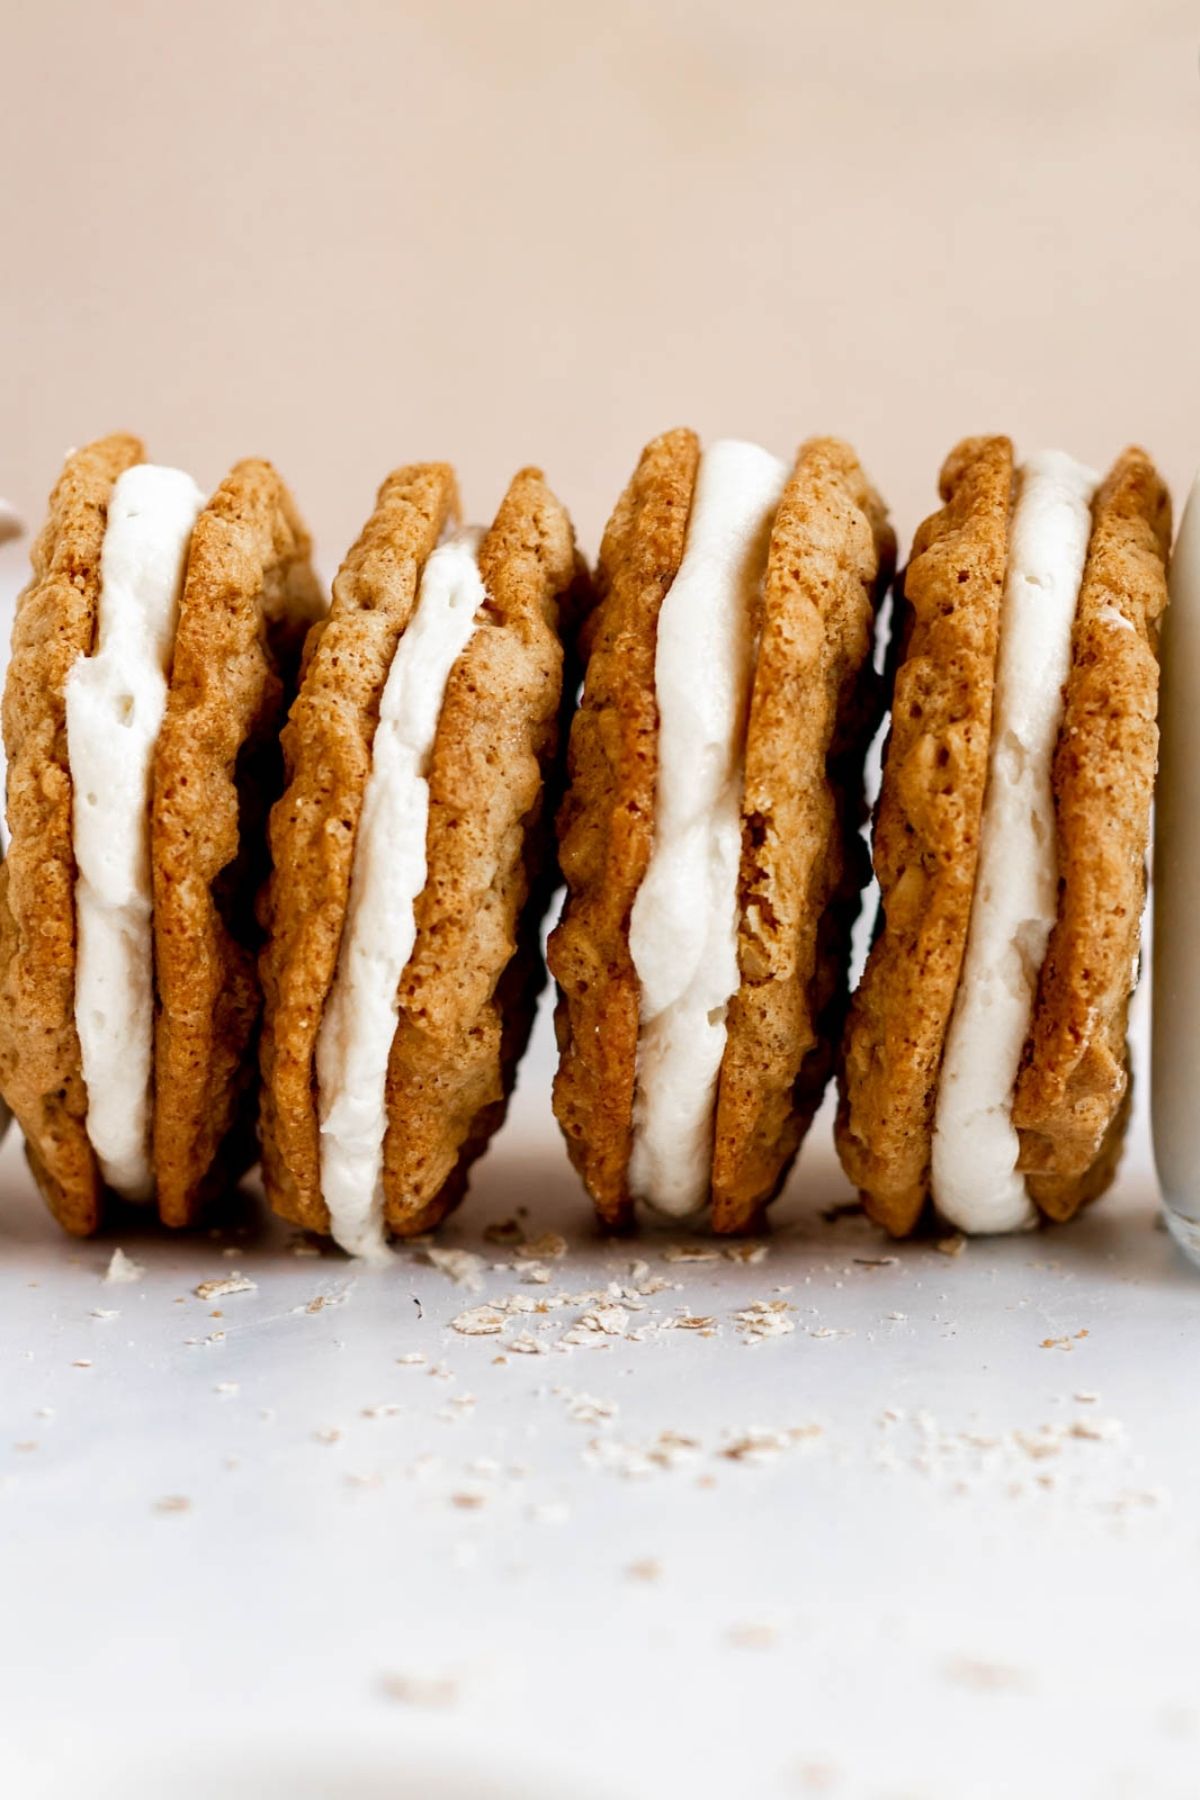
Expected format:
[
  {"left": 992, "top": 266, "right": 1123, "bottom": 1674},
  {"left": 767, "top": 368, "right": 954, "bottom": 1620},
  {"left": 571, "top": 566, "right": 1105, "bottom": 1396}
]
[{"left": 1152, "top": 473, "right": 1200, "bottom": 1266}]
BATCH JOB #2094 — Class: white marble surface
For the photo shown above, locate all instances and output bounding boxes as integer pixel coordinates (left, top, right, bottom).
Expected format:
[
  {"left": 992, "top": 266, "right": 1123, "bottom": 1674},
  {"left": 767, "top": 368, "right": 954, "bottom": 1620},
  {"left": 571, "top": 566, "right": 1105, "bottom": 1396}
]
[{"left": 1, "top": 539, "right": 1198, "bottom": 1800}]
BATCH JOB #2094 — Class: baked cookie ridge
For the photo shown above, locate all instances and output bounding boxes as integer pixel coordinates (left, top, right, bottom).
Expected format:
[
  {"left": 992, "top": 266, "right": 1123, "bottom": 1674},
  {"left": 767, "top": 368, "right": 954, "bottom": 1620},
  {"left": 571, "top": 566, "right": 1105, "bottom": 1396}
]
[
  {"left": 1013, "top": 446, "right": 1170, "bottom": 1219},
  {"left": 836, "top": 435, "right": 1014, "bottom": 1236},
  {"left": 712, "top": 437, "right": 894, "bottom": 1233},
  {"left": 152, "top": 458, "right": 324, "bottom": 1228},
  {"left": 548, "top": 428, "right": 699, "bottom": 1229},
  {"left": 0, "top": 433, "right": 145, "bottom": 1234},
  {"left": 382, "top": 466, "right": 586, "bottom": 1236}
]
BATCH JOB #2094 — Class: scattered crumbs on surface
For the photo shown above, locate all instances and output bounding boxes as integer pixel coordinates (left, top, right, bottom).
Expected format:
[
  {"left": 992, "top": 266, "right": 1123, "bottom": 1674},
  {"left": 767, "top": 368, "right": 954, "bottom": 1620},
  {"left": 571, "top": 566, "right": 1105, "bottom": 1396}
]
[
  {"left": 428, "top": 1363, "right": 454, "bottom": 1381},
  {"left": 396, "top": 1352, "right": 426, "bottom": 1366},
  {"left": 934, "top": 1233, "right": 967, "bottom": 1257},
  {"left": 726, "top": 1620, "right": 780, "bottom": 1650},
  {"left": 312, "top": 1428, "right": 343, "bottom": 1446},
  {"left": 723, "top": 1242, "right": 768, "bottom": 1265},
  {"left": 90, "top": 1308, "right": 120, "bottom": 1322},
  {"left": 941, "top": 1653, "right": 1032, "bottom": 1694},
  {"left": 361, "top": 1403, "right": 401, "bottom": 1420},
  {"left": 380, "top": 1672, "right": 459, "bottom": 1710},
  {"left": 298, "top": 1285, "right": 353, "bottom": 1315},
  {"left": 732, "top": 1300, "right": 796, "bottom": 1344},
  {"left": 13, "top": 1442, "right": 37, "bottom": 1454},
  {"left": 721, "top": 1425, "right": 823, "bottom": 1463},
  {"left": 452, "top": 1306, "right": 507, "bottom": 1337},
  {"left": 668, "top": 1313, "right": 717, "bottom": 1332},
  {"left": 1074, "top": 1390, "right": 1099, "bottom": 1404},
  {"left": 529, "top": 1500, "right": 571, "bottom": 1525},
  {"left": 628, "top": 1260, "right": 675, "bottom": 1297},
  {"left": 585, "top": 1430, "right": 701, "bottom": 1479},
  {"left": 626, "top": 1557, "right": 663, "bottom": 1583},
  {"left": 523, "top": 1232, "right": 568, "bottom": 1261},
  {"left": 1067, "top": 1417, "right": 1123, "bottom": 1444},
  {"left": 421, "top": 1247, "right": 488, "bottom": 1292},
  {"left": 561, "top": 1304, "right": 628, "bottom": 1346},
  {"left": 1040, "top": 1330, "right": 1089, "bottom": 1351},
  {"left": 104, "top": 1248, "right": 145, "bottom": 1285},
  {"left": 806, "top": 1325, "right": 851, "bottom": 1342},
  {"left": 213, "top": 1382, "right": 239, "bottom": 1397},
  {"left": 853, "top": 1255, "right": 898, "bottom": 1268},
  {"left": 562, "top": 1391, "right": 618, "bottom": 1427},
  {"left": 194, "top": 1273, "right": 257, "bottom": 1301},
  {"left": 183, "top": 1331, "right": 227, "bottom": 1348},
  {"left": 450, "top": 1489, "right": 488, "bottom": 1511},
  {"left": 154, "top": 1495, "right": 192, "bottom": 1516},
  {"left": 71, "top": 1359, "right": 93, "bottom": 1369},
  {"left": 664, "top": 1244, "right": 720, "bottom": 1264},
  {"left": 507, "top": 1331, "right": 548, "bottom": 1356}
]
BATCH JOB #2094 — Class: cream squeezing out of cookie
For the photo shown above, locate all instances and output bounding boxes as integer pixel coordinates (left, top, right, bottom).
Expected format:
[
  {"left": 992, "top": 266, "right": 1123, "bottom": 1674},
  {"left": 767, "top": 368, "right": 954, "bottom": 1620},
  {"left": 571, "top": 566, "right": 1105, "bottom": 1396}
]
[
  {"left": 931, "top": 450, "right": 1097, "bottom": 1232},
  {"left": 627, "top": 438, "right": 788, "bottom": 1217},
  {"left": 315, "top": 528, "right": 487, "bottom": 1258},
  {"left": 65, "top": 463, "right": 205, "bottom": 1198}
]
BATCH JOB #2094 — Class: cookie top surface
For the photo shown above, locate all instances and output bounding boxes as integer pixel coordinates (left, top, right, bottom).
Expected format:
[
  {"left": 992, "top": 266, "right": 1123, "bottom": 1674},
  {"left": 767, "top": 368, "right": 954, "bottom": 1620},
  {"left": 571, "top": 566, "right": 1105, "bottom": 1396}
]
[
  {"left": 713, "top": 437, "right": 893, "bottom": 1231},
  {"left": 836, "top": 435, "right": 1014, "bottom": 1235},
  {"left": 547, "top": 427, "right": 699, "bottom": 1229},
  {"left": 152, "top": 458, "right": 323, "bottom": 1226},
  {"left": 0, "top": 432, "right": 145, "bottom": 1233}
]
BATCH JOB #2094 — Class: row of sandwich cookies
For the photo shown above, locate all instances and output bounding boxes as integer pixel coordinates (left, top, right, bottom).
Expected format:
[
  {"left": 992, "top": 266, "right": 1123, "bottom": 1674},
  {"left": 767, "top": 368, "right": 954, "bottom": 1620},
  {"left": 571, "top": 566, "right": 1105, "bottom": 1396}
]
[{"left": 0, "top": 430, "right": 1169, "bottom": 1255}]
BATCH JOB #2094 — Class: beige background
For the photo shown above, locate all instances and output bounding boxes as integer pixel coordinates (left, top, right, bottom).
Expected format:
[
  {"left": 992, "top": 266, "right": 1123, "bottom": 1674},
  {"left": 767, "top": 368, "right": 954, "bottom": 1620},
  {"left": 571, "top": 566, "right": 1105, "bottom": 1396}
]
[{"left": 1, "top": 0, "right": 1196, "bottom": 567}]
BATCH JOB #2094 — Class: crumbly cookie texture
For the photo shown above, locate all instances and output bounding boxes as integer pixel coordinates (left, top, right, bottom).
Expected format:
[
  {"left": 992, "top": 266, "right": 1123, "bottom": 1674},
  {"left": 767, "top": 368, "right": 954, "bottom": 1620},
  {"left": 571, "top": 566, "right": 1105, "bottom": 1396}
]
[
  {"left": 259, "top": 464, "right": 459, "bottom": 1233},
  {"left": 837, "top": 436, "right": 1014, "bottom": 1236},
  {"left": 1013, "top": 447, "right": 1170, "bottom": 1219},
  {"left": 0, "top": 433, "right": 144, "bottom": 1234},
  {"left": 152, "top": 460, "right": 323, "bottom": 1228},
  {"left": 382, "top": 468, "right": 586, "bottom": 1234},
  {"left": 548, "top": 428, "right": 699, "bottom": 1229},
  {"left": 712, "top": 439, "right": 894, "bottom": 1233}
]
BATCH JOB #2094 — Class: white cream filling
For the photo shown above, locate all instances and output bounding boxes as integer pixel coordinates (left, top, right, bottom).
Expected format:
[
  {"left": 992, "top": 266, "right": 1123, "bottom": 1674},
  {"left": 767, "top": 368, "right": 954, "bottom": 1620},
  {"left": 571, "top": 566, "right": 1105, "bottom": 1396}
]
[
  {"left": 65, "top": 463, "right": 205, "bottom": 1199},
  {"left": 931, "top": 450, "right": 1098, "bottom": 1233},
  {"left": 316, "top": 528, "right": 486, "bottom": 1259},
  {"left": 627, "top": 438, "right": 787, "bottom": 1218}
]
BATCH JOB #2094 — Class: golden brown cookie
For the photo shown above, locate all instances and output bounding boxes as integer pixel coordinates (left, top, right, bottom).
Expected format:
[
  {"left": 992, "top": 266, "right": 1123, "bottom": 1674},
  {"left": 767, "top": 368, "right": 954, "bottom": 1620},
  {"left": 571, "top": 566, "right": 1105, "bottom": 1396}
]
[
  {"left": 0, "top": 438, "right": 322, "bottom": 1235},
  {"left": 838, "top": 439, "right": 1170, "bottom": 1234},
  {"left": 712, "top": 438, "right": 895, "bottom": 1232},
  {"left": 1013, "top": 447, "right": 1170, "bottom": 1218},
  {"left": 259, "top": 463, "right": 587, "bottom": 1244},
  {"left": 550, "top": 430, "right": 891, "bottom": 1231},
  {"left": 548, "top": 428, "right": 699, "bottom": 1228},
  {"left": 837, "top": 437, "right": 1013, "bottom": 1235},
  {"left": 0, "top": 434, "right": 144, "bottom": 1233},
  {"left": 152, "top": 460, "right": 324, "bottom": 1227}
]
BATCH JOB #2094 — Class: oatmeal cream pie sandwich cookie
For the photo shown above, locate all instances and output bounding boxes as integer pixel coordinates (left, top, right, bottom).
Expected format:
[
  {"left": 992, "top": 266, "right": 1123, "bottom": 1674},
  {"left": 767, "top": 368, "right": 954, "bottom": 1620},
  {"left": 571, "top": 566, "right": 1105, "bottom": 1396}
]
[
  {"left": 258, "top": 461, "right": 588, "bottom": 1259},
  {"left": 0, "top": 434, "right": 323, "bottom": 1234},
  {"left": 549, "top": 430, "right": 894, "bottom": 1232},
  {"left": 838, "top": 436, "right": 1170, "bottom": 1237}
]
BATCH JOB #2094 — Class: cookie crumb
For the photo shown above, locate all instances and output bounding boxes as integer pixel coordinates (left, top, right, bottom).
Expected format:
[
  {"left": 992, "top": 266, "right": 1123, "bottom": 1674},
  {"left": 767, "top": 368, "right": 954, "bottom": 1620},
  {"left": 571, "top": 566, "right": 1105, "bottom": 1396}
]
[{"left": 104, "top": 1248, "right": 145, "bottom": 1284}]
